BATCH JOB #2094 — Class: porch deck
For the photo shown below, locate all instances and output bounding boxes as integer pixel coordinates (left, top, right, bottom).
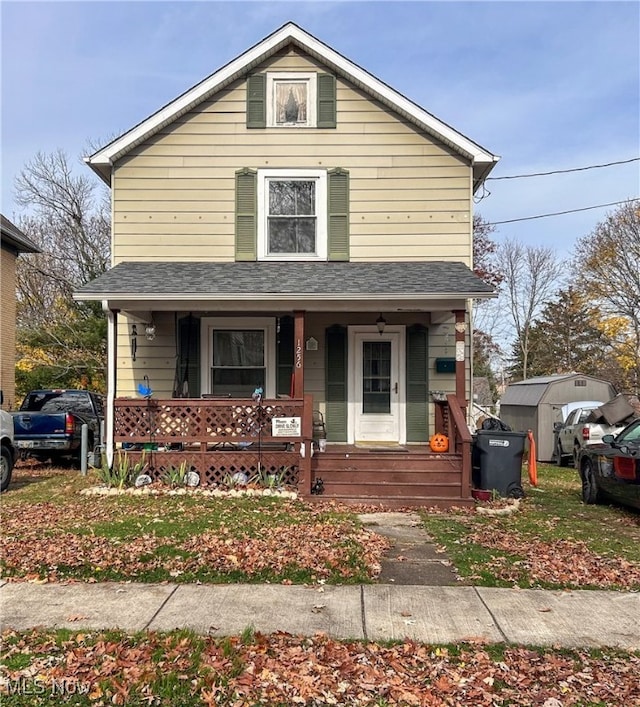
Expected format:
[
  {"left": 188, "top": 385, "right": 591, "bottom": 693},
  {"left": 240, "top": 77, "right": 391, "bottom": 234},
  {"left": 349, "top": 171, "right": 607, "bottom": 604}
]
[{"left": 112, "top": 395, "right": 473, "bottom": 508}]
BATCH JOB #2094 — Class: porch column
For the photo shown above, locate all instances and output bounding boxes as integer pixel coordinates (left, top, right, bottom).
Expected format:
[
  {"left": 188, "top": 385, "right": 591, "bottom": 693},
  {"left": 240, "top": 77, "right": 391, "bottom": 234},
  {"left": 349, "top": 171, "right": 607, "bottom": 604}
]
[
  {"left": 102, "top": 303, "right": 118, "bottom": 468},
  {"left": 454, "top": 309, "right": 466, "bottom": 405},
  {"left": 293, "top": 310, "right": 305, "bottom": 399}
]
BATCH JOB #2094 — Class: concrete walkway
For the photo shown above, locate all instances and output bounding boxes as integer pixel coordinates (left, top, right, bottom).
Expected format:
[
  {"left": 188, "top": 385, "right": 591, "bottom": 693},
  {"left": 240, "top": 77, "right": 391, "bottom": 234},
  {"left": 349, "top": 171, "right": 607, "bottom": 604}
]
[{"left": 2, "top": 580, "right": 639, "bottom": 650}]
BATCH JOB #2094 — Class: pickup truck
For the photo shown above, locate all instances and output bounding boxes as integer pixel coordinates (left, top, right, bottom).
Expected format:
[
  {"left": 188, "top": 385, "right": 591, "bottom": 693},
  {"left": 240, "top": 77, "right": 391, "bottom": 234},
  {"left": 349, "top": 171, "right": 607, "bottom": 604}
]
[
  {"left": 1, "top": 392, "right": 16, "bottom": 491},
  {"left": 12, "top": 389, "right": 104, "bottom": 466},
  {"left": 554, "top": 395, "right": 636, "bottom": 467}
]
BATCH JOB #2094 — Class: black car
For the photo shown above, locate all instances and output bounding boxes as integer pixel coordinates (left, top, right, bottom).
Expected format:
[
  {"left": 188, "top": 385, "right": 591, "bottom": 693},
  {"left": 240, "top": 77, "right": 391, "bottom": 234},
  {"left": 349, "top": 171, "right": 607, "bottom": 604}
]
[{"left": 578, "top": 418, "right": 640, "bottom": 510}]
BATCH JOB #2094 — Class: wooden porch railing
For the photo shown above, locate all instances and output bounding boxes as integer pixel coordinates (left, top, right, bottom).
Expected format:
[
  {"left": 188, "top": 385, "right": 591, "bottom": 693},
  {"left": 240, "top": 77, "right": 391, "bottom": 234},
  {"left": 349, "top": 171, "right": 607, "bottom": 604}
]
[
  {"left": 445, "top": 394, "right": 472, "bottom": 498},
  {"left": 113, "top": 395, "right": 314, "bottom": 488}
]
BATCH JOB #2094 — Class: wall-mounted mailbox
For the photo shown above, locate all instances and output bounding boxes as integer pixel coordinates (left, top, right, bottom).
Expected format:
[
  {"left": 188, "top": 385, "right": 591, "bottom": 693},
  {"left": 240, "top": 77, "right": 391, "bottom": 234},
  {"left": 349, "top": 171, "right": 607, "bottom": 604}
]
[{"left": 435, "top": 357, "right": 456, "bottom": 373}]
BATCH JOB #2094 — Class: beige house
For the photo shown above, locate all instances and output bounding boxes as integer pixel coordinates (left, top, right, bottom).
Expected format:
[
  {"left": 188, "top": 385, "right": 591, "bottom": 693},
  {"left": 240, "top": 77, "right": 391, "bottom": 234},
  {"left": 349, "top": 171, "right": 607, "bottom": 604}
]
[
  {"left": 76, "top": 23, "right": 499, "bottom": 506},
  {"left": 1, "top": 215, "right": 39, "bottom": 410}
]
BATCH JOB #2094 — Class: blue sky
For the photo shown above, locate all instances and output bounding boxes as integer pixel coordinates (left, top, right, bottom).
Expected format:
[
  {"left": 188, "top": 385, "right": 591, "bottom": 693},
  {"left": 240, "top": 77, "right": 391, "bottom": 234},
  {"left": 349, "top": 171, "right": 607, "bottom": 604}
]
[{"left": 2, "top": 0, "right": 638, "bottom": 258}]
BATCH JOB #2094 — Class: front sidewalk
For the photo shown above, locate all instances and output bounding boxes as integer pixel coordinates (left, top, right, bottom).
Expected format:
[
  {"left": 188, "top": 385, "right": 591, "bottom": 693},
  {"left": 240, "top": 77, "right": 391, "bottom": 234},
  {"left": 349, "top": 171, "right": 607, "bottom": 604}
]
[{"left": 2, "top": 581, "right": 639, "bottom": 650}]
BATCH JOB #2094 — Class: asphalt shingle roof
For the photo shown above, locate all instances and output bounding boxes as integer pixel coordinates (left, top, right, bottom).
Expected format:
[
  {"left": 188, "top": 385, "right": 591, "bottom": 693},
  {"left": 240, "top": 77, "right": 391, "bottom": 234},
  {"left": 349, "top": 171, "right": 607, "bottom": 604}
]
[{"left": 76, "top": 261, "right": 495, "bottom": 298}]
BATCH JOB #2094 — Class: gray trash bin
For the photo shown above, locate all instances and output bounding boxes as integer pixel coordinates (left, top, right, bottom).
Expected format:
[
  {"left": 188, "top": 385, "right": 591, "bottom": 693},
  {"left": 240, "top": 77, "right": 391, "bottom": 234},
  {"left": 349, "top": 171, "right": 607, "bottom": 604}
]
[{"left": 474, "top": 430, "right": 527, "bottom": 498}]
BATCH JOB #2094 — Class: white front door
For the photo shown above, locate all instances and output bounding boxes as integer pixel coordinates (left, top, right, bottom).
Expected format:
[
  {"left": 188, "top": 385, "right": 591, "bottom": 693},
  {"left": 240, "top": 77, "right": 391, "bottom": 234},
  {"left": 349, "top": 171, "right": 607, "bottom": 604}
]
[{"left": 349, "top": 327, "right": 405, "bottom": 445}]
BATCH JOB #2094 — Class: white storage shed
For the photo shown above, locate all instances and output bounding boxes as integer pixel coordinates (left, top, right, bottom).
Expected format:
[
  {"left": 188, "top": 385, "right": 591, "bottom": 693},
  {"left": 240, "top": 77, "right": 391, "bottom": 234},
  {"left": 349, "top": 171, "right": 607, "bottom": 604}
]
[{"left": 499, "top": 374, "right": 617, "bottom": 462}]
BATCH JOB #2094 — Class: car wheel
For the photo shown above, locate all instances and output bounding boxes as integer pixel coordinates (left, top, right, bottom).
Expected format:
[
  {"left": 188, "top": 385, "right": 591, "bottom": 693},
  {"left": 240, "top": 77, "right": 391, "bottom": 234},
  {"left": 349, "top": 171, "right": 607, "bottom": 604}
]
[
  {"left": 581, "top": 459, "right": 601, "bottom": 505},
  {"left": 0, "top": 445, "right": 13, "bottom": 492},
  {"left": 556, "top": 441, "right": 569, "bottom": 467}
]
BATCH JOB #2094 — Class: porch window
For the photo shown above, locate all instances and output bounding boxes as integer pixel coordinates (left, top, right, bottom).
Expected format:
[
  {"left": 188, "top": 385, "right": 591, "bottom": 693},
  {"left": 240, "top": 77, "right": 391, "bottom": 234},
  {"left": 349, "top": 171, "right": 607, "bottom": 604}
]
[
  {"left": 362, "top": 341, "right": 391, "bottom": 414},
  {"left": 202, "top": 317, "right": 276, "bottom": 398},
  {"left": 211, "top": 330, "right": 265, "bottom": 398},
  {"left": 257, "top": 170, "right": 327, "bottom": 261}
]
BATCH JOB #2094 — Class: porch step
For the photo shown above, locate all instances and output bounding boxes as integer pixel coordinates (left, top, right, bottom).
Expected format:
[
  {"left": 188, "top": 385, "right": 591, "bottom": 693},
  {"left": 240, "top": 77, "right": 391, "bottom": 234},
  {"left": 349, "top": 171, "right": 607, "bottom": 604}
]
[
  {"left": 305, "top": 495, "right": 475, "bottom": 510},
  {"left": 318, "top": 480, "right": 463, "bottom": 497},
  {"left": 307, "top": 448, "right": 469, "bottom": 508},
  {"left": 312, "top": 453, "right": 462, "bottom": 474}
]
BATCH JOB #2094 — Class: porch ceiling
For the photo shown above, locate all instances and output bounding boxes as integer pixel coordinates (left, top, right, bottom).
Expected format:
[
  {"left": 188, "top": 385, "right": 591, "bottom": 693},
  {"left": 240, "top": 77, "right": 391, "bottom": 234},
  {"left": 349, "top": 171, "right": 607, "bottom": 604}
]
[{"left": 74, "top": 261, "right": 495, "bottom": 313}]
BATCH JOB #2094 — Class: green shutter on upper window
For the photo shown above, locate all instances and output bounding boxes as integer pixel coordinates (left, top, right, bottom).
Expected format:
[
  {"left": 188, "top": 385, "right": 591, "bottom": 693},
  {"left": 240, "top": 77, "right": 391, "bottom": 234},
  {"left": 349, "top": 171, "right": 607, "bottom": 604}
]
[
  {"left": 327, "top": 168, "right": 349, "bottom": 261},
  {"left": 235, "top": 168, "right": 257, "bottom": 261},
  {"left": 317, "top": 73, "right": 336, "bottom": 128},
  {"left": 246, "top": 73, "right": 266, "bottom": 128},
  {"left": 325, "top": 325, "right": 348, "bottom": 441},
  {"left": 406, "top": 324, "right": 429, "bottom": 442}
]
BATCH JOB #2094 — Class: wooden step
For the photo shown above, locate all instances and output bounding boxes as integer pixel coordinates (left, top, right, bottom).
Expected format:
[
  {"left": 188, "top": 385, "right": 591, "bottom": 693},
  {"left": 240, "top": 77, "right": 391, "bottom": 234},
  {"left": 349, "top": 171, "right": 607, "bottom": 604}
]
[
  {"left": 312, "top": 454, "right": 462, "bottom": 474},
  {"left": 311, "top": 469, "right": 461, "bottom": 484},
  {"left": 304, "top": 494, "right": 475, "bottom": 510},
  {"left": 317, "top": 480, "right": 463, "bottom": 497}
]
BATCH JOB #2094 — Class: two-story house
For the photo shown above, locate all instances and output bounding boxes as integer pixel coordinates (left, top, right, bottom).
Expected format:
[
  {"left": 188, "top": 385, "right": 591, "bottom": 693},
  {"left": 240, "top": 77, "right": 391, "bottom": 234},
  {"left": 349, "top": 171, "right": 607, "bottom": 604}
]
[{"left": 76, "top": 23, "right": 498, "bottom": 507}]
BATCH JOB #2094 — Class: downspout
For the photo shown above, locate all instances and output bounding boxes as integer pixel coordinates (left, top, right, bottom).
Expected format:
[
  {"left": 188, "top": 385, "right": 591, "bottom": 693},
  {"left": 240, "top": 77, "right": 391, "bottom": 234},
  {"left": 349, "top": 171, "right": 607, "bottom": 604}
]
[{"left": 102, "top": 301, "right": 117, "bottom": 467}]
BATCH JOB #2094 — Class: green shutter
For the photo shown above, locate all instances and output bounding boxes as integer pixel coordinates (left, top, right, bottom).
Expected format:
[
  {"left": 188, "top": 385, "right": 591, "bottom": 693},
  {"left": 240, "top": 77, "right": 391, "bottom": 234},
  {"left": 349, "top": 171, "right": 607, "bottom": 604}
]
[
  {"left": 327, "top": 168, "right": 349, "bottom": 261},
  {"left": 176, "top": 315, "right": 200, "bottom": 398},
  {"left": 276, "top": 315, "right": 294, "bottom": 397},
  {"left": 325, "top": 325, "right": 348, "bottom": 441},
  {"left": 406, "top": 324, "right": 429, "bottom": 442},
  {"left": 235, "top": 168, "right": 257, "bottom": 261},
  {"left": 246, "top": 74, "right": 266, "bottom": 128},
  {"left": 317, "top": 73, "right": 336, "bottom": 128}
]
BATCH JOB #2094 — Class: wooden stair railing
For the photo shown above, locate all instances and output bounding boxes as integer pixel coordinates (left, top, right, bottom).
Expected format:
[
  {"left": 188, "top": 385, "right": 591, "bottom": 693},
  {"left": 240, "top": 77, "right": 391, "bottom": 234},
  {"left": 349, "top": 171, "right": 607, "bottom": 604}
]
[{"left": 446, "top": 394, "right": 473, "bottom": 499}]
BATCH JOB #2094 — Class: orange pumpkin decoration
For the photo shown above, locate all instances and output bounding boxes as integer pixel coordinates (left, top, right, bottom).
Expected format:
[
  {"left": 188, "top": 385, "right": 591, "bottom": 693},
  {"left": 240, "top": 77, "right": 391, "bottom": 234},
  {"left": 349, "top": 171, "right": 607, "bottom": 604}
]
[{"left": 429, "top": 433, "right": 449, "bottom": 453}]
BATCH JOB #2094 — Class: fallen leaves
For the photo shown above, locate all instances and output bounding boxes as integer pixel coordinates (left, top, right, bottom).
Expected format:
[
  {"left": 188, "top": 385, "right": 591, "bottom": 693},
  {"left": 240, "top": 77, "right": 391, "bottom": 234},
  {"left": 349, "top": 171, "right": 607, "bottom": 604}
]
[
  {"left": 0, "top": 468, "right": 390, "bottom": 584},
  {"left": 2, "top": 628, "right": 639, "bottom": 706},
  {"left": 465, "top": 530, "right": 640, "bottom": 590}
]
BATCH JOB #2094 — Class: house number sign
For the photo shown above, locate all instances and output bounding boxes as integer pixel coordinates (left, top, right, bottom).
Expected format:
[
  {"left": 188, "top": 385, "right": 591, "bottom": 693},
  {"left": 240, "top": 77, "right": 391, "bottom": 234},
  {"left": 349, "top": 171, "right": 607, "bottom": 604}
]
[{"left": 295, "top": 338, "right": 303, "bottom": 368}]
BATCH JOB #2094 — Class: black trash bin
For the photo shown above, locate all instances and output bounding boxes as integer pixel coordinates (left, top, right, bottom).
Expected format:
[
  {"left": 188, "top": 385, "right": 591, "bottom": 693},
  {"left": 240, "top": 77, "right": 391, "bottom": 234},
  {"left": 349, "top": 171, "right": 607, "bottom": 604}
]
[{"left": 473, "top": 430, "right": 527, "bottom": 498}]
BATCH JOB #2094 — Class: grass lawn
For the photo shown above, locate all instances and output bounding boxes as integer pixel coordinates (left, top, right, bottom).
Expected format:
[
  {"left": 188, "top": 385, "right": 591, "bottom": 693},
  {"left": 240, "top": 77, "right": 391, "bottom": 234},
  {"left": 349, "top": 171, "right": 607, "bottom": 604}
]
[
  {"left": 419, "top": 463, "right": 640, "bottom": 591},
  {"left": 3, "top": 462, "right": 640, "bottom": 705},
  {"left": 0, "top": 463, "right": 388, "bottom": 585},
  {"left": 1, "top": 627, "right": 639, "bottom": 706}
]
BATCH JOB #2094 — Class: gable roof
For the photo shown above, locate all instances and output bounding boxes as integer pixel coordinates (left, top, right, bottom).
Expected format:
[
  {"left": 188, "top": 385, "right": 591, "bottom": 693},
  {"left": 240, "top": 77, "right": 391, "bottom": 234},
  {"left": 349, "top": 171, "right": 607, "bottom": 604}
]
[
  {"left": 501, "top": 374, "right": 616, "bottom": 407},
  {"left": 0, "top": 214, "right": 40, "bottom": 254},
  {"left": 86, "top": 22, "right": 499, "bottom": 191}
]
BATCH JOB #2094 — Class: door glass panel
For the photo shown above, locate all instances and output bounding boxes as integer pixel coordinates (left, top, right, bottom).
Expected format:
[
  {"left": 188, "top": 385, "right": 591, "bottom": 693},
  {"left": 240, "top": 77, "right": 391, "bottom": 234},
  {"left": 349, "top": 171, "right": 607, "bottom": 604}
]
[{"left": 362, "top": 341, "right": 391, "bottom": 414}]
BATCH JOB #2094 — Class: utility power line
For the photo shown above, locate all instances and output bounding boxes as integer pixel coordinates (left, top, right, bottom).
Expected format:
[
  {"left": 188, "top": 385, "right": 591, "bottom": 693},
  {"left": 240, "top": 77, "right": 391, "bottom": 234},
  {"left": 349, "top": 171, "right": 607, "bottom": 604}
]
[
  {"left": 486, "top": 157, "right": 639, "bottom": 181},
  {"left": 486, "top": 198, "right": 638, "bottom": 226}
]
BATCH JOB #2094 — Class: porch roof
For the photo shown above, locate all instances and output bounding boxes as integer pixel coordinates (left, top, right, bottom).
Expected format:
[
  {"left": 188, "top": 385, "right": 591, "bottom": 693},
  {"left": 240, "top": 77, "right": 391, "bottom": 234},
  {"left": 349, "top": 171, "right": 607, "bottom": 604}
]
[{"left": 74, "top": 261, "right": 495, "bottom": 309}]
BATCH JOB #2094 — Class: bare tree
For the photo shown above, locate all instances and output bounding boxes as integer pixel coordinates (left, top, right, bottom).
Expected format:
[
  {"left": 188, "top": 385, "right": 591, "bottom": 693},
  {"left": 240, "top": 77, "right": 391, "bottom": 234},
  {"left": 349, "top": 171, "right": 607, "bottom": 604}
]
[
  {"left": 574, "top": 200, "right": 640, "bottom": 392},
  {"left": 12, "top": 149, "right": 110, "bottom": 392},
  {"left": 497, "top": 238, "right": 564, "bottom": 380},
  {"left": 14, "top": 150, "right": 110, "bottom": 312}
]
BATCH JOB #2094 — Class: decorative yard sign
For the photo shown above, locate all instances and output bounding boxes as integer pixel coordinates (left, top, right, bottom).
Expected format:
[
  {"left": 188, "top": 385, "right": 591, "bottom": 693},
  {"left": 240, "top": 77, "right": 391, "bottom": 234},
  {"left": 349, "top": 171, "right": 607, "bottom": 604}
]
[{"left": 272, "top": 417, "right": 302, "bottom": 437}]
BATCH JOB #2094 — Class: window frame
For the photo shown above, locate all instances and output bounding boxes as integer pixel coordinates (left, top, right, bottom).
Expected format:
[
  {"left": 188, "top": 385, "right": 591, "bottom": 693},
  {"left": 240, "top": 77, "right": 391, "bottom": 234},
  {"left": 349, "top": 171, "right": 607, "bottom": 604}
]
[
  {"left": 200, "top": 317, "right": 276, "bottom": 398},
  {"left": 266, "top": 72, "right": 317, "bottom": 128},
  {"left": 257, "top": 169, "right": 328, "bottom": 261}
]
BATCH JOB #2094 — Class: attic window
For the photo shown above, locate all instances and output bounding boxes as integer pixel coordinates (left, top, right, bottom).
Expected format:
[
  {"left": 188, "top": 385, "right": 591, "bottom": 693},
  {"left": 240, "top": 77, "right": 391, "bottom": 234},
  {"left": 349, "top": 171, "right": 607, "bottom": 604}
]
[
  {"left": 574, "top": 379, "right": 587, "bottom": 387},
  {"left": 267, "top": 73, "right": 316, "bottom": 127}
]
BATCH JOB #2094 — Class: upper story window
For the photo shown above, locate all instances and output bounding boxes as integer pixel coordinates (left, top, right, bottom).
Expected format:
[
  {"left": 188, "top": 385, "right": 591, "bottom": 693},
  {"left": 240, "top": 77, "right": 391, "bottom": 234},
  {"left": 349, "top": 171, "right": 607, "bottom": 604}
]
[
  {"left": 246, "top": 72, "right": 335, "bottom": 130},
  {"left": 267, "top": 73, "right": 317, "bottom": 127},
  {"left": 257, "top": 169, "right": 327, "bottom": 261}
]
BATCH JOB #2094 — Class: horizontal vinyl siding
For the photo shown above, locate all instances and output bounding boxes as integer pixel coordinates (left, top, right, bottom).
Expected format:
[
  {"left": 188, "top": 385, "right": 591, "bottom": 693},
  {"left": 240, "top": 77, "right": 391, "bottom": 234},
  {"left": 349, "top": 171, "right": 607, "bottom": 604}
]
[
  {"left": 112, "top": 48, "right": 472, "bottom": 264},
  {"left": 116, "top": 313, "right": 177, "bottom": 398}
]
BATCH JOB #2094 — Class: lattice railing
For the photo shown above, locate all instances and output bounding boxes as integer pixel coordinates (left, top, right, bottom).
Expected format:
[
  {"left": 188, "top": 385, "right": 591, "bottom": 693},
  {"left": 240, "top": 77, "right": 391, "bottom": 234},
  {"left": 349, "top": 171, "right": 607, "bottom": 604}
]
[{"left": 113, "top": 397, "right": 312, "bottom": 489}]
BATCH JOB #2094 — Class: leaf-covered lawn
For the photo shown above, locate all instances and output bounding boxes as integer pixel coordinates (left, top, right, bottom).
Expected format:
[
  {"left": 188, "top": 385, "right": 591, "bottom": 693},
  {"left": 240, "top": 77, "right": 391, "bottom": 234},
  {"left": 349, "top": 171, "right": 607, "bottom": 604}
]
[
  {"left": 0, "top": 464, "right": 388, "bottom": 585},
  {"left": 420, "top": 464, "right": 640, "bottom": 591},
  {"left": 1, "top": 628, "right": 639, "bottom": 706}
]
